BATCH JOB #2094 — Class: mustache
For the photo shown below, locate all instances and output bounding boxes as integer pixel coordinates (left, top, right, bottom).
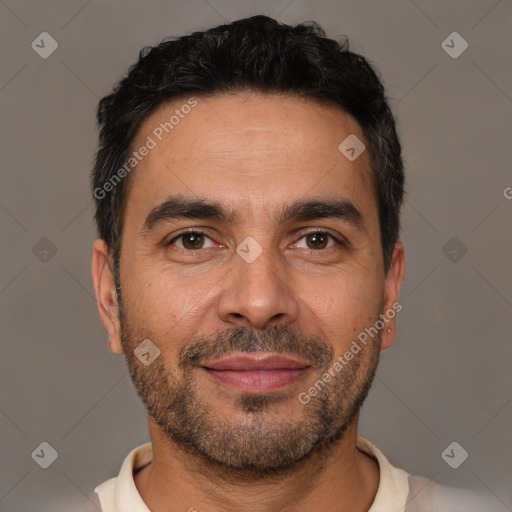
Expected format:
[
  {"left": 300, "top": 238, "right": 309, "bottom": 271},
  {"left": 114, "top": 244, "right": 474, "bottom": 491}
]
[{"left": 179, "top": 325, "right": 334, "bottom": 370}]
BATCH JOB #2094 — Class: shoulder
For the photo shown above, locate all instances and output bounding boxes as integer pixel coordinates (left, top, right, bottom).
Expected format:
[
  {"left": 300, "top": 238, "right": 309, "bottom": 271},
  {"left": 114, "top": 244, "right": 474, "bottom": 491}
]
[{"left": 405, "top": 475, "right": 502, "bottom": 512}]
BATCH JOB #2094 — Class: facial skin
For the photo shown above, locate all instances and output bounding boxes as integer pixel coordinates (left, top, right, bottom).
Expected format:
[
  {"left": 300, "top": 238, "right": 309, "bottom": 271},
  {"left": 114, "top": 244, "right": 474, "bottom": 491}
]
[{"left": 92, "top": 92, "right": 405, "bottom": 512}]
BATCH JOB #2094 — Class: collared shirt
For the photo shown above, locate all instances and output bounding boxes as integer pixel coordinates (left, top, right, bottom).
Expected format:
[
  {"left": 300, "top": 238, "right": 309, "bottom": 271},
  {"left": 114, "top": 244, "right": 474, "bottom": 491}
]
[{"left": 92, "top": 437, "right": 497, "bottom": 511}]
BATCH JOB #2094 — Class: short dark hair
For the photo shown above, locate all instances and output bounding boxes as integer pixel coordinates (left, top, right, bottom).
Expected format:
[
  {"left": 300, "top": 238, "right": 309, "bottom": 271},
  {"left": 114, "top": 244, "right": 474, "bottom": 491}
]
[{"left": 91, "top": 15, "right": 405, "bottom": 276}]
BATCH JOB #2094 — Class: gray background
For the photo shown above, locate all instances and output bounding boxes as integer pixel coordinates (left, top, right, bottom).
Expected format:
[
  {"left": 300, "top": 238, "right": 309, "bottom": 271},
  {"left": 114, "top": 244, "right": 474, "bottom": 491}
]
[{"left": 1, "top": 0, "right": 511, "bottom": 510}]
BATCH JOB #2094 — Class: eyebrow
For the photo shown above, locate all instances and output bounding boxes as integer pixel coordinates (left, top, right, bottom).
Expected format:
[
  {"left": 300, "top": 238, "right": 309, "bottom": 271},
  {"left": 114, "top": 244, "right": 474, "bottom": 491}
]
[{"left": 139, "top": 195, "right": 366, "bottom": 236}]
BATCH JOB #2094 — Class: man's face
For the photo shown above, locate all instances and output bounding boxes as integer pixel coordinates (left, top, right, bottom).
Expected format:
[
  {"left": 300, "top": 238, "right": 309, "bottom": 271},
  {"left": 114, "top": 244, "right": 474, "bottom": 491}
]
[{"left": 94, "top": 93, "right": 404, "bottom": 476}]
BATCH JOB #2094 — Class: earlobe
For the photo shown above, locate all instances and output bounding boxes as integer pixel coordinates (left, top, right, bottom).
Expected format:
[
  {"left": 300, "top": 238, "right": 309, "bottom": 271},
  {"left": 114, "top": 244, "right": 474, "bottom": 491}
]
[
  {"left": 381, "top": 241, "right": 406, "bottom": 350},
  {"left": 108, "top": 337, "right": 122, "bottom": 354},
  {"left": 91, "top": 239, "right": 124, "bottom": 354}
]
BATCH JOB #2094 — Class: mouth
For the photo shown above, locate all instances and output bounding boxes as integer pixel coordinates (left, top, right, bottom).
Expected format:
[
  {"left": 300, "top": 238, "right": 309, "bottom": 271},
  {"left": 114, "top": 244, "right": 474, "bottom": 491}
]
[{"left": 200, "top": 353, "right": 313, "bottom": 392}]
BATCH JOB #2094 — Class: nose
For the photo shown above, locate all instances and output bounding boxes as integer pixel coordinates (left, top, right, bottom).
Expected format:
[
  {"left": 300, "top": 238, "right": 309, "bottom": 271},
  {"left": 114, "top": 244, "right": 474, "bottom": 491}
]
[{"left": 217, "top": 241, "right": 301, "bottom": 330}]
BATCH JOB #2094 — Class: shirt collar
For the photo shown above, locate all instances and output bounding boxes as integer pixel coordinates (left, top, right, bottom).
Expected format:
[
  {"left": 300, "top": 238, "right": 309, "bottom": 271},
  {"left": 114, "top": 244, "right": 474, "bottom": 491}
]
[{"left": 95, "top": 436, "right": 409, "bottom": 512}]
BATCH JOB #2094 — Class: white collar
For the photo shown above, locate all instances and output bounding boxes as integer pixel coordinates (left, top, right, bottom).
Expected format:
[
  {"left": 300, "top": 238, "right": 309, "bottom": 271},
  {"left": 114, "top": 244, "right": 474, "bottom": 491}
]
[{"left": 95, "top": 436, "right": 409, "bottom": 511}]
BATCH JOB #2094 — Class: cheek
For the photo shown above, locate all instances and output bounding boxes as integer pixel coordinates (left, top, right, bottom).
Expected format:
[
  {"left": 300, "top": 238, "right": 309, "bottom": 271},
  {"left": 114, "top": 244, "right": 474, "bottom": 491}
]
[
  {"left": 121, "top": 266, "right": 210, "bottom": 346},
  {"left": 305, "top": 272, "right": 382, "bottom": 351}
]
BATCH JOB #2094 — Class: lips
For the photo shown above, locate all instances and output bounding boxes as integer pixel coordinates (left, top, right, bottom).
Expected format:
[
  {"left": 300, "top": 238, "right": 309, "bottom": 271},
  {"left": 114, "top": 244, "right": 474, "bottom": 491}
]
[
  {"left": 202, "top": 354, "right": 311, "bottom": 371},
  {"left": 200, "top": 353, "right": 312, "bottom": 392}
]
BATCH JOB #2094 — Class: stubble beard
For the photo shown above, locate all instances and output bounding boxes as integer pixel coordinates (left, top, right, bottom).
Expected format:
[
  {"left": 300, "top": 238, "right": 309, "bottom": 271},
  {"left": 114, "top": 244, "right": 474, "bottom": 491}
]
[{"left": 119, "top": 301, "right": 381, "bottom": 479}]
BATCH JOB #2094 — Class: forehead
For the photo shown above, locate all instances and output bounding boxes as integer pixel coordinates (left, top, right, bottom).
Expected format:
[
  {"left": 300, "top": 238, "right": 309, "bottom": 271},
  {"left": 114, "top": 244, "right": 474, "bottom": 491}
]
[{"left": 126, "top": 92, "right": 377, "bottom": 230}]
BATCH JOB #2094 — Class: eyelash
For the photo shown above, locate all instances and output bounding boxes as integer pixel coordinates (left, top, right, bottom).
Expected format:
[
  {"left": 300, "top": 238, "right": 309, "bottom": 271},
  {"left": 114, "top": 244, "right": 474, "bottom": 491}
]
[{"left": 166, "top": 229, "right": 345, "bottom": 251}]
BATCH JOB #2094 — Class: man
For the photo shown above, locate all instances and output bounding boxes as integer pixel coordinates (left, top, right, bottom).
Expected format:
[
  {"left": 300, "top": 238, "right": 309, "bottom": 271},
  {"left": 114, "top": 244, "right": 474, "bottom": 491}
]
[{"left": 90, "top": 15, "right": 494, "bottom": 512}]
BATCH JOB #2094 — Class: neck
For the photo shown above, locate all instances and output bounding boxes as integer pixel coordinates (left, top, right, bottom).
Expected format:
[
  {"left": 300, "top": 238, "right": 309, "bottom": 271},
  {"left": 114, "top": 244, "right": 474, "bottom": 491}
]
[{"left": 134, "top": 414, "right": 380, "bottom": 512}]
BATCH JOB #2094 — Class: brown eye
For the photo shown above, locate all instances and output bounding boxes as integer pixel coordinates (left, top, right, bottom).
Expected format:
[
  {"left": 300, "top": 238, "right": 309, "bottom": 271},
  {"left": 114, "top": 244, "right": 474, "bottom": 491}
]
[
  {"left": 305, "top": 232, "right": 329, "bottom": 249},
  {"left": 296, "top": 231, "right": 341, "bottom": 251},
  {"left": 167, "top": 231, "right": 215, "bottom": 250},
  {"left": 181, "top": 233, "right": 204, "bottom": 249}
]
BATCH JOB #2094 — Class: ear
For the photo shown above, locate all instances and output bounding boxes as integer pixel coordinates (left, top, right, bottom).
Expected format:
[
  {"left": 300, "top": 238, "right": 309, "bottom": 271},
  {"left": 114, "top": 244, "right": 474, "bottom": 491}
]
[
  {"left": 91, "top": 239, "right": 124, "bottom": 354},
  {"left": 380, "top": 240, "right": 406, "bottom": 350}
]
